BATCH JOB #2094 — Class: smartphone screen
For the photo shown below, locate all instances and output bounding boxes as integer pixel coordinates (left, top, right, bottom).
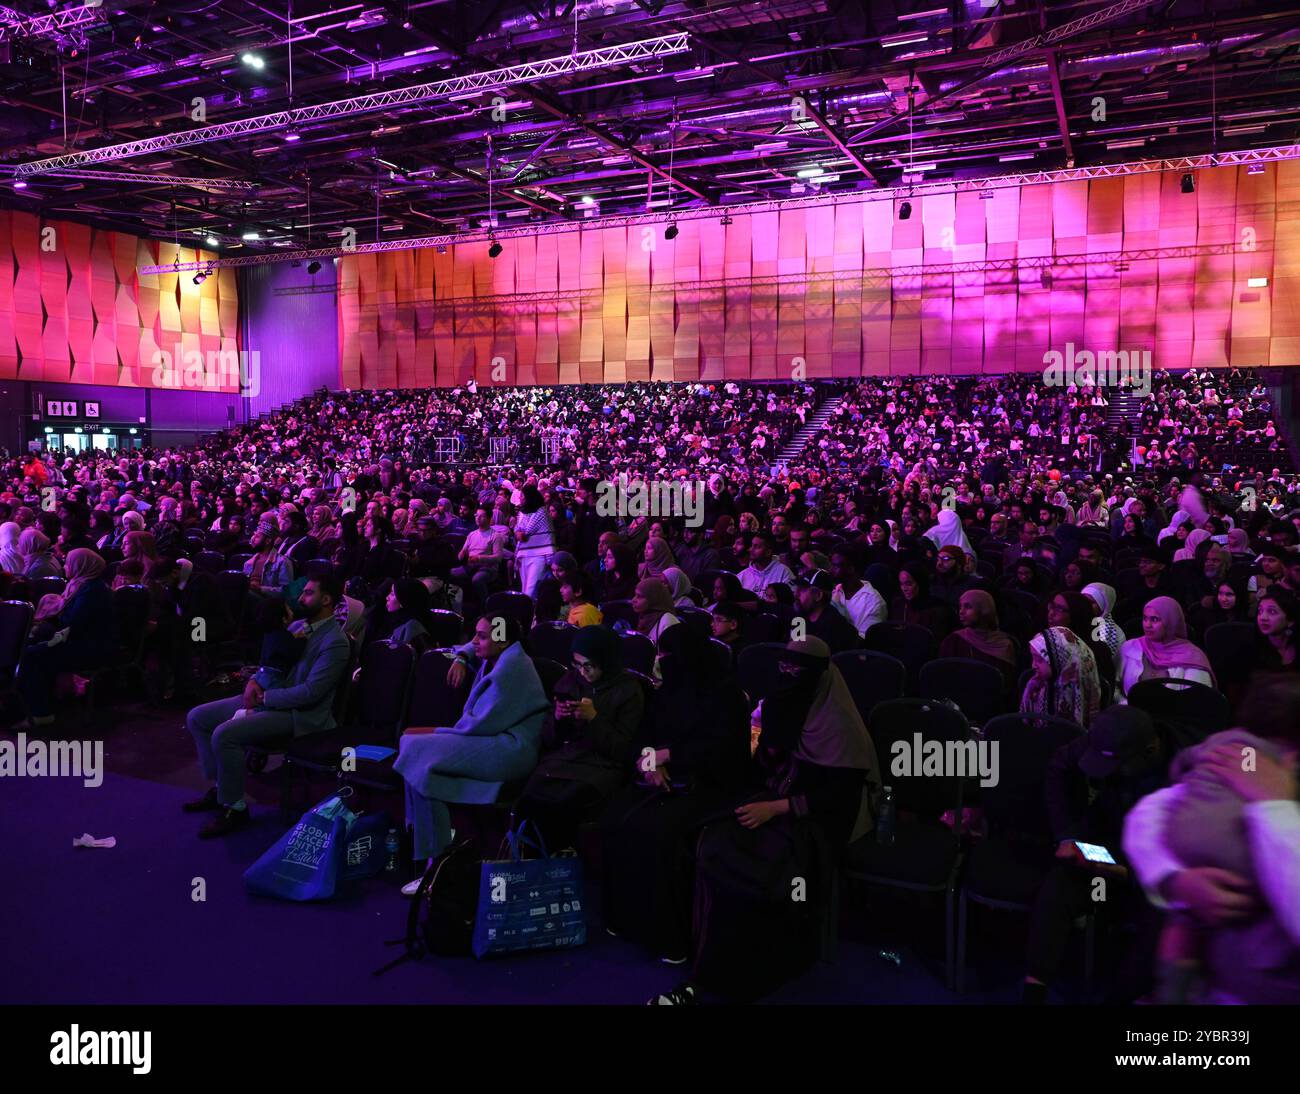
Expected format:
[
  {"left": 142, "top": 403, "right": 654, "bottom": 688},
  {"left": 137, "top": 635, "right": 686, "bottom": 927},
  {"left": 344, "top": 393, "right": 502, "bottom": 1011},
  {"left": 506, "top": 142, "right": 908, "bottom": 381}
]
[{"left": 1073, "top": 840, "right": 1117, "bottom": 865}]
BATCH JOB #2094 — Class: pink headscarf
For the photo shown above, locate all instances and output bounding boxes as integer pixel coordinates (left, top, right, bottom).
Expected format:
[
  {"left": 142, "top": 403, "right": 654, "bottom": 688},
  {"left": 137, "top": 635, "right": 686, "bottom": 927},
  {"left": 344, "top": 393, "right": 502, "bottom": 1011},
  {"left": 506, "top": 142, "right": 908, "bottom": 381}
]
[{"left": 1138, "top": 596, "right": 1216, "bottom": 684}]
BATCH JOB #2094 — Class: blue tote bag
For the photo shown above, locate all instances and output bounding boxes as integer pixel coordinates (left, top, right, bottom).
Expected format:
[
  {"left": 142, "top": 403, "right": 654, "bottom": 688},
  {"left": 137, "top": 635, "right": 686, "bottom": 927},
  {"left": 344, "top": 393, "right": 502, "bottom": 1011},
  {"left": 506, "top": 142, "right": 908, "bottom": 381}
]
[
  {"left": 244, "top": 792, "right": 357, "bottom": 902},
  {"left": 340, "top": 810, "right": 393, "bottom": 882},
  {"left": 472, "top": 820, "right": 587, "bottom": 959}
]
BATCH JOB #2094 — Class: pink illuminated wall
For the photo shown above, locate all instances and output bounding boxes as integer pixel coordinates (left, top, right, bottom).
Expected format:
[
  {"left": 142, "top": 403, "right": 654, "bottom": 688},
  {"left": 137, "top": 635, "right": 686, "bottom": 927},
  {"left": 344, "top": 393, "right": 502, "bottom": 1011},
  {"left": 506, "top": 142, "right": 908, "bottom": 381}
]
[
  {"left": 338, "top": 161, "right": 1297, "bottom": 388},
  {"left": 0, "top": 209, "right": 236, "bottom": 390}
]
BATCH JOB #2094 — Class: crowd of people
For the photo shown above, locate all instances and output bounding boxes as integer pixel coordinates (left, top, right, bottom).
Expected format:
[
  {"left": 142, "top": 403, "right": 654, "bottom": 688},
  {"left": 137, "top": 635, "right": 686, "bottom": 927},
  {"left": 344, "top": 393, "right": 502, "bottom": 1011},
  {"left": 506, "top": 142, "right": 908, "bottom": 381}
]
[{"left": 3, "top": 366, "right": 1299, "bottom": 1005}]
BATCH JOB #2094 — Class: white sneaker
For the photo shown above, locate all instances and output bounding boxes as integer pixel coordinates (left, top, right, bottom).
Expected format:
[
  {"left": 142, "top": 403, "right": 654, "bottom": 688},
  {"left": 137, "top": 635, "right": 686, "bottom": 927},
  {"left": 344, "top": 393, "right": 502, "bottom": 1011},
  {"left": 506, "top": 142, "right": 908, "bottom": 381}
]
[
  {"left": 401, "top": 876, "right": 423, "bottom": 897},
  {"left": 647, "top": 984, "right": 697, "bottom": 1005}
]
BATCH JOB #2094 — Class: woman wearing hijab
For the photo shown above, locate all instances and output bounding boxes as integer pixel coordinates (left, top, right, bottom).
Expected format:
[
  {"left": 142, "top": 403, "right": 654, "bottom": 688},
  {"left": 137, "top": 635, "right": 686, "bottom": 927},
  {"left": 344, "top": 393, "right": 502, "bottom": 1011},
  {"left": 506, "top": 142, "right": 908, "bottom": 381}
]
[
  {"left": 1081, "top": 581, "right": 1126, "bottom": 663},
  {"left": 639, "top": 535, "right": 676, "bottom": 582},
  {"left": 1225, "top": 526, "right": 1253, "bottom": 562},
  {"left": 376, "top": 577, "right": 436, "bottom": 649},
  {"left": 1174, "top": 527, "right": 1211, "bottom": 564},
  {"left": 863, "top": 521, "right": 900, "bottom": 569},
  {"left": 661, "top": 566, "right": 695, "bottom": 609},
  {"left": 395, "top": 615, "right": 549, "bottom": 887},
  {"left": 311, "top": 504, "right": 339, "bottom": 552},
  {"left": 1157, "top": 509, "right": 1192, "bottom": 549},
  {"left": 654, "top": 636, "right": 880, "bottom": 1003},
  {"left": 1021, "top": 626, "right": 1102, "bottom": 728},
  {"left": 519, "top": 625, "right": 645, "bottom": 851},
  {"left": 923, "top": 508, "right": 974, "bottom": 558},
  {"left": 1045, "top": 588, "right": 1115, "bottom": 691},
  {"left": 15, "top": 548, "right": 115, "bottom": 729},
  {"left": 122, "top": 530, "right": 159, "bottom": 569},
  {"left": 1117, "top": 596, "right": 1216, "bottom": 698},
  {"left": 0, "top": 521, "right": 23, "bottom": 574},
  {"left": 1116, "top": 511, "right": 1151, "bottom": 553},
  {"left": 632, "top": 577, "right": 680, "bottom": 645},
  {"left": 939, "top": 589, "right": 1021, "bottom": 694},
  {"left": 18, "top": 528, "right": 62, "bottom": 579},
  {"left": 107, "top": 509, "right": 145, "bottom": 555},
  {"left": 602, "top": 623, "right": 753, "bottom": 962}
]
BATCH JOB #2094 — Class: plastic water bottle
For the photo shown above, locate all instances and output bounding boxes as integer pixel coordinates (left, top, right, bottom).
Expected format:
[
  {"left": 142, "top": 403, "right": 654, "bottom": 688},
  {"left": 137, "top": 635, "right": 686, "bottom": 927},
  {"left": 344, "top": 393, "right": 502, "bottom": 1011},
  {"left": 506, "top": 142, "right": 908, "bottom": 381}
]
[
  {"left": 384, "top": 828, "right": 400, "bottom": 873},
  {"left": 876, "top": 786, "right": 896, "bottom": 846}
]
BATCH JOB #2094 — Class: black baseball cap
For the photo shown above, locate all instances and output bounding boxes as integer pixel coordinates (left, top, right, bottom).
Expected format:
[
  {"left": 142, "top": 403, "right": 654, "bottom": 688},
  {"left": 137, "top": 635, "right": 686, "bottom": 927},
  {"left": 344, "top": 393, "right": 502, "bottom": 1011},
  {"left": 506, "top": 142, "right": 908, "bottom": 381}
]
[
  {"left": 1078, "top": 706, "right": 1159, "bottom": 779},
  {"left": 796, "top": 569, "right": 835, "bottom": 594}
]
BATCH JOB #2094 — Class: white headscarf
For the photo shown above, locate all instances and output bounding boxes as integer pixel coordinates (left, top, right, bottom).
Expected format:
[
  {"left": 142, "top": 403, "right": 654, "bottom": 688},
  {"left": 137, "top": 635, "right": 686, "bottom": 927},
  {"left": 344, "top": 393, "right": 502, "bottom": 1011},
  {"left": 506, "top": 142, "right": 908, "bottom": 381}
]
[
  {"left": 0, "top": 522, "right": 22, "bottom": 575},
  {"left": 923, "top": 509, "right": 973, "bottom": 556}
]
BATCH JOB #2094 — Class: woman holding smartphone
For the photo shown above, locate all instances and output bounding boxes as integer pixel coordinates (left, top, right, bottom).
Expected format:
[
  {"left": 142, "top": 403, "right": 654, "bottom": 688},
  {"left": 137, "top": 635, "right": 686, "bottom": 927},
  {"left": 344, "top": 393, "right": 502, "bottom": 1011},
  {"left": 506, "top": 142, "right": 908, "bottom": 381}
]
[{"left": 517, "top": 626, "right": 645, "bottom": 851}]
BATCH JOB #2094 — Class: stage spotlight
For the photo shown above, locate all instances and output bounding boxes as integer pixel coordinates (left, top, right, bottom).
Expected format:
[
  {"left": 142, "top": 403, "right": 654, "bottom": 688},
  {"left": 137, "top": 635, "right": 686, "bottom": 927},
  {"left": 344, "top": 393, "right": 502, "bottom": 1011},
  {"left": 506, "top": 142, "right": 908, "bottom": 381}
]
[
  {"left": 488, "top": 240, "right": 503, "bottom": 258},
  {"left": 898, "top": 201, "right": 912, "bottom": 220},
  {"left": 192, "top": 271, "right": 207, "bottom": 285},
  {"left": 664, "top": 222, "right": 679, "bottom": 240},
  {"left": 13, "top": 179, "right": 27, "bottom": 190},
  {"left": 204, "top": 235, "right": 219, "bottom": 247},
  {"left": 436, "top": 244, "right": 447, "bottom": 254},
  {"left": 241, "top": 52, "right": 265, "bottom": 70},
  {"left": 1181, "top": 173, "right": 1195, "bottom": 193},
  {"left": 720, "top": 214, "right": 733, "bottom": 226},
  {"left": 306, "top": 260, "right": 322, "bottom": 274}
]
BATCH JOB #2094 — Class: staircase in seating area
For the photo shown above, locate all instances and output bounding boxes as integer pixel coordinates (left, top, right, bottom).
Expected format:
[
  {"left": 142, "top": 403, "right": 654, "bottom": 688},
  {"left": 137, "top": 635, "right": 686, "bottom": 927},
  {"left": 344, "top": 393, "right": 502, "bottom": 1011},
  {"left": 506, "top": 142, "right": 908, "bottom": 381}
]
[
  {"left": 776, "top": 395, "right": 844, "bottom": 465},
  {"left": 1104, "top": 388, "right": 1143, "bottom": 437}
]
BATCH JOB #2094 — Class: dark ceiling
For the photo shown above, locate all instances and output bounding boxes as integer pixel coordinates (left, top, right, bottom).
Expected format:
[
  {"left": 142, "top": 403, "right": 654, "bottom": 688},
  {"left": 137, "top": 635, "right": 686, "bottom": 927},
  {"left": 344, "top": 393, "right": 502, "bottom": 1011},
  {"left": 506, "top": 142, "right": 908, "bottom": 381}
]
[{"left": 1, "top": 0, "right": 1298, "bottom": 256}]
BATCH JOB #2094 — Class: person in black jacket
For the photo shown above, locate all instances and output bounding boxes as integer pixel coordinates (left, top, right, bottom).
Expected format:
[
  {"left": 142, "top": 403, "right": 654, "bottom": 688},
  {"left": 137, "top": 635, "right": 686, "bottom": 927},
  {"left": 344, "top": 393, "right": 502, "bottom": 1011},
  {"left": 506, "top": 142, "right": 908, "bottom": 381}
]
[
  {"left": 602, "top": 624, "right": 752, "bottom": 964},
  {"left": 519, "top": 625, "right": 645, "bottom": 850},
  {"left": 1021, "top": 705, "right": 1169, "bottom": 1004},
  {"left": 649, "top": 637, "right": 880, "bottom": 1003}
]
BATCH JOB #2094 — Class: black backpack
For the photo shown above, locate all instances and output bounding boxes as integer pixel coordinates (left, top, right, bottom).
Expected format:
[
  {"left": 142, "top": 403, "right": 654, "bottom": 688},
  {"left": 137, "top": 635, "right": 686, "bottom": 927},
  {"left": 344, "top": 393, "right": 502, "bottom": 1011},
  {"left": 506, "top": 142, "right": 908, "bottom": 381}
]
[{"left": 374, "top": 839, "right": 481, "bottom": 975}]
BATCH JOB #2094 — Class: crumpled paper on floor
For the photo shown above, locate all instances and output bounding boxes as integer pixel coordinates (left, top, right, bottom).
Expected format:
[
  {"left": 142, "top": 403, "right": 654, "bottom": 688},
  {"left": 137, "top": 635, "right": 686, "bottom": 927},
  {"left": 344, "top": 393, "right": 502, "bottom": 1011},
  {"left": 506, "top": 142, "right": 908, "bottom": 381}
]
[{"left": 72, "top": 833, "right": 116, "bottom": 849}]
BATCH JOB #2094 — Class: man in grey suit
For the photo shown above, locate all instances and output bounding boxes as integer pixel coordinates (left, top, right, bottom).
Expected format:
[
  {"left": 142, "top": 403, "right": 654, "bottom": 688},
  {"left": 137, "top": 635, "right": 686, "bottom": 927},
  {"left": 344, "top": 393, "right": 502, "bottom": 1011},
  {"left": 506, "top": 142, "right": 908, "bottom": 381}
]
[{"left": 183, "top": 574, "right": 351, "bottom": 838}]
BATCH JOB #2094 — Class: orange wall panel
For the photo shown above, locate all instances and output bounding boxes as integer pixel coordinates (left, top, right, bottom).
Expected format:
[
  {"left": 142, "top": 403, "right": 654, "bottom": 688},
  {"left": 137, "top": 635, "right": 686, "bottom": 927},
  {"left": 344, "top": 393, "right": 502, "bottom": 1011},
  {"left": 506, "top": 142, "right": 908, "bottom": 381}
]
[{"left": 334, "top": 162, "right": 1295, "bottom": 386}]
